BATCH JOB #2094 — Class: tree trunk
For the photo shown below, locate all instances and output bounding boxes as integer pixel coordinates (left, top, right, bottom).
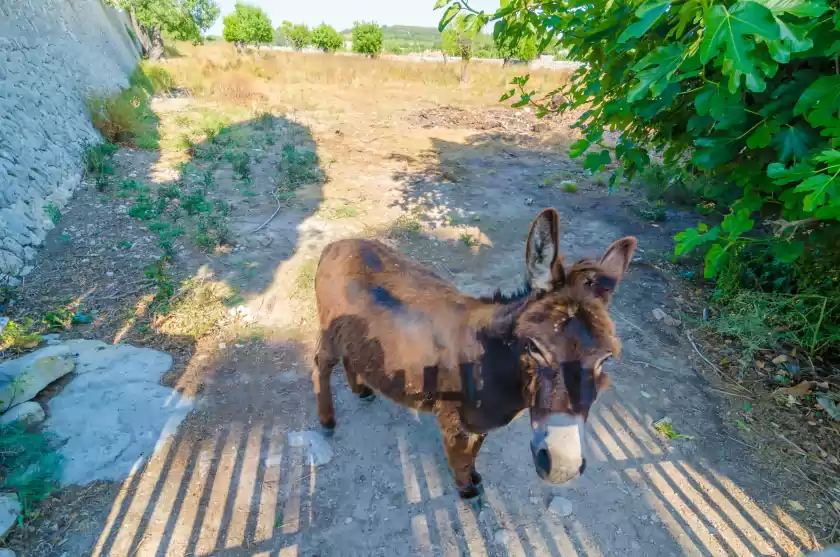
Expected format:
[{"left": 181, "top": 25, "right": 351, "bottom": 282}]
[
  {"left": 148, "top": 26, "right": 164, "bottom": 61},
  {"left": 460, "top": 59, "right": 469, "bottom": 85},
  {"left": 129, "top": 5, "right": 151, "bottom": 56},
  {"left": 129, "top": 5, "right": 164, "bottom": 61}
]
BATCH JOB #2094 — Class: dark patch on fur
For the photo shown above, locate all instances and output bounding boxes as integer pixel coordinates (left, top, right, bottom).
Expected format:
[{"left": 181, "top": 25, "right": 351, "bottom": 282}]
[
  {"left": 360, "top": 245, "right": 384, "bottom": 271},
  {"left": 562, "top": 360, "right": 596, "bottom": 415},
  {"left": 370, "top": 286, "right": 403, "bottom": 311}
]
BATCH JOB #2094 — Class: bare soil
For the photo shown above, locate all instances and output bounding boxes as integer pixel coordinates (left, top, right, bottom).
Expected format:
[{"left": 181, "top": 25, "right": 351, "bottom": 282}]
[{"left": 3, "top": 78, "right": 835, "bottom": 556}]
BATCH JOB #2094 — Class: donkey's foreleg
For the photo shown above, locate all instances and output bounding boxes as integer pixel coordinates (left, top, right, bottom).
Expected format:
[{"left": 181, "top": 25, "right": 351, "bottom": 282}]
[
  {"left": 437, "top": 406, "right": 484, "bottom": 500},
  {"left": 312, "top": 340, "right": 339, "bottom": 435}
]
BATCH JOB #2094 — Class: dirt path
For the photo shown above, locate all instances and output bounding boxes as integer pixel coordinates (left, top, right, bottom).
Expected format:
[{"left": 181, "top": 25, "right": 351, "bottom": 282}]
[{"left": 6, "top": 96, "right": 824, "bottom": 556}]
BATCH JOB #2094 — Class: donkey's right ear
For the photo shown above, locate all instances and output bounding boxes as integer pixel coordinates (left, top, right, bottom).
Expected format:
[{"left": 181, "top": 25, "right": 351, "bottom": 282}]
[{"left": 525, "top": 208, "right": 564, "bottom": 292}]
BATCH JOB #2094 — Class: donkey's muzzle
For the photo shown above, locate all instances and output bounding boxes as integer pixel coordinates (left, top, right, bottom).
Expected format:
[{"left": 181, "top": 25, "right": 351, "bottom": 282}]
[{"left": 530, "top": 414, "right": 586, "bottom": 484}]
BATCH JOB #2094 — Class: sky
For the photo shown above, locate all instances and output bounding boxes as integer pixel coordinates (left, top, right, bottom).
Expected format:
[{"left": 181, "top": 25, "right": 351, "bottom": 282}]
[{"left": 207, "top": 0, "right": 502, "bottom": 36}]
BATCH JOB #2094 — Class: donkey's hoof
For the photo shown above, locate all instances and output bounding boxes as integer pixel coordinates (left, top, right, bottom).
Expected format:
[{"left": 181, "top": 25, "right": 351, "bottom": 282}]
[
  {"left": 320, "top": 419, "right": 336, "bottom": 438},
  {"left": 458, "top": 486, "right": 484, "bottom": 506},
  {"left": 358, "top": 386, "right": 376, "bottom": 402}
]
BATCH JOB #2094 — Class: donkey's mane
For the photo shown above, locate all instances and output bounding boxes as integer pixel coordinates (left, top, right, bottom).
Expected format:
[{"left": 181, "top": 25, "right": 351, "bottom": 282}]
[{"left": 479, "top": 282, "right": 532, "bottom": 305}]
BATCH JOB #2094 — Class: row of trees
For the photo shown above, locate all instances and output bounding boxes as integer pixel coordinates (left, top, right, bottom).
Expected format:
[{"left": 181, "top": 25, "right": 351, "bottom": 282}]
[{"left": 222, "top": 6, "right": 384, "bottom": 57}]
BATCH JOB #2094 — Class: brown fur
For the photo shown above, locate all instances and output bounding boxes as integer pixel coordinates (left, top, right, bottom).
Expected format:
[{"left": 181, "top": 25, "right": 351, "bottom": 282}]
[{"left": 312, "top": 208, "right": 636, "bottom": 498}]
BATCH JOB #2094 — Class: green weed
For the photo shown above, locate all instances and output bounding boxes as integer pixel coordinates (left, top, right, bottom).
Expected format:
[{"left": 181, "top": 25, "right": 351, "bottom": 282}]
[
  {"left": 0, "top": 423, "right": 62, "bottom": 518},
  {"left": 44, "top": 203, "right": 61, "bottom": 225}
]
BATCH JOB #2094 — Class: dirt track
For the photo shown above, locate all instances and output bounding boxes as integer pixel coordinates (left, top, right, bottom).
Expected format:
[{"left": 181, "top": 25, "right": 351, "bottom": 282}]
[{"left": 8, "top": 96, "right": 824, "bottom": 556}]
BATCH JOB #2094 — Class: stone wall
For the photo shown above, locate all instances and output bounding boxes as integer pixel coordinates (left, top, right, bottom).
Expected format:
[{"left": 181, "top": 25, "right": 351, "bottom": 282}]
[{"left": 0, "top": 0, "right": 140, "bottom": 280}]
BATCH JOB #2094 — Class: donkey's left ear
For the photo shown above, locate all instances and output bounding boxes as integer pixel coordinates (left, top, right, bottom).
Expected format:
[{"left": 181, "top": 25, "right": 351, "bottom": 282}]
[
  {"left": 525, "top": 208, "right": 565, "bottom": 292},
  {"left": 595, "top": 237, "right": 637, "bottom": 299}
]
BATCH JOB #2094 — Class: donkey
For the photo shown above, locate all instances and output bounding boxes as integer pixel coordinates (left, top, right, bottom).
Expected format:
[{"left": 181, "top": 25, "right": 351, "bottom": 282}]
[{"left": 312, "top": 208, "right": 637, "bottom": 499}]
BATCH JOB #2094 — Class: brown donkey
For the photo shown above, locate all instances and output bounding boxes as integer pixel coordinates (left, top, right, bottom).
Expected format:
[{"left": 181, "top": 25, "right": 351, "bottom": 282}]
[{"left": 312, "top": 208, "right": 637, "bottom": 499}]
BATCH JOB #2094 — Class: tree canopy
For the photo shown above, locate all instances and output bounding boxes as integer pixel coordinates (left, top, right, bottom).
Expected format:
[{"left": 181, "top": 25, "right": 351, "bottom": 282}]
[
  {"left": 222, "top": 3, "right": 272, "bottom": 46},
  {"left": 274, "top": 20, "right": 293, "bottom": 46},
  {"left": 288, "top": 24, "right": 311, "bottom": 50},
  {"left": 351, "top": 22, "right": 383, "bottom": 57},
  {"left": 311, "top": 24, "right": 344, "bottom": 53},
  {"left": 436, "top": 0, "right": 840, "bottom": 281},
  {"left": 109, "top": 0, "right": 219, "bottom": 59}
]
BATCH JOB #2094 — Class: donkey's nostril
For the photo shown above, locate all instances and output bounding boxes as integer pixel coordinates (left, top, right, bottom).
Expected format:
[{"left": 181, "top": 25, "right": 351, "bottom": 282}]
[
  {"left": 534, "top": 447, "right": 551, "bottom": 478},
  {"left": 578, "top": 458, "right": 587, "bottom": 475}
]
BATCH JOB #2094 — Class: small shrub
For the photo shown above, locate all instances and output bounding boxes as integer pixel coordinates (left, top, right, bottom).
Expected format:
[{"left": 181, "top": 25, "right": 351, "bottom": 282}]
[
  {"left": 86, "top": 65, "right": 160, "bottom": 148},
  {"left": 181, "top": 188, "right": 212, "bottom": 216},
  {"left": 279, "top": 144, "right": 321, "bottom": 187},
  {"left": 82, "top": 143, "right": 118, "bottom": 176},
  {"left": 44, "top": 203, "right": 61, "bottom": 225},
  {"left": 0, "top": 423, "right": 62, "bottom": 516},
  {"left": 128, "top": 194, "right": 158, "bottom": 221},
  {"left": 193, "top": 214, "right": 230, "bottom": 252},
  {"left": 561, "top": 181, "right": 578, "bottom": 193},
  {"left": 0, "top": 318, "right": 41, "bottom": 352},
  {"left": 226, "top": 150, "right": 251, "bottom": 179}
]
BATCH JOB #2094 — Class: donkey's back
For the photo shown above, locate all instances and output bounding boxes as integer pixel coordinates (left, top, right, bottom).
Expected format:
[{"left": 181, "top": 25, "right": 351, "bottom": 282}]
[{"left": 313, "top": 239, "right": 487, "bottom": 411}]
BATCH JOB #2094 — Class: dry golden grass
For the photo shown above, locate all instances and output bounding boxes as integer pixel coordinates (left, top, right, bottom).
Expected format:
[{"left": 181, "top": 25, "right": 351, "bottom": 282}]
[{"left": 159, "top": 42, "right": 572, "bottom": 113}]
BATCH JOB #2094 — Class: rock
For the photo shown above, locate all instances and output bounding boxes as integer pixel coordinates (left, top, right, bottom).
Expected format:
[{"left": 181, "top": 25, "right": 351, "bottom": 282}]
[
  {"left": 0, "top": 345, "right": 75, "bottom": 412},
  {"left": 288, "top": 430, "right": 333, "bottom": 467},
  {"left": 652, "top": 308, "right": 681, "bottom": 327},
  {"left": 493, "top": 530, "right": 509, "bottom": 546},
  {"left": 41, "top": 333, "right": 61, "bottom": 345},
  {"left": 548, "top": 496, "right": 573, "bottom": 518},
  {"left": 43, "top": 341, "right": 191, "bottom": 486},
  {"left": 0, "top": 401, "right": 45, "bottom": 425},
  {"left": 0, "top": 493, "right": 21, "bottom": 538}
]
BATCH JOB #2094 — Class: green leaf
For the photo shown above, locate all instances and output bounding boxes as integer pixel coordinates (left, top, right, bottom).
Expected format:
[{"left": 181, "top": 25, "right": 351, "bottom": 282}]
[
  {"left": 794, "top": 173, "right": 835, "bottom": 210},
  {"left": 628, "top": 44, "right": 687, "bottom": 102},
  {"left": 699, "top": 2, "right": 780, "bottom": 92},
  {"left": 772, "top": 124, "right": 814, "bottom": 161},
  {"left": 693, "top": 137, "right": 737, "bottom": 169},
  {"left": 765, "top": 14, "right": 814, "bottom": 63},
  {"left": 721, "top": 208, "right": 754, "bottom": 238},
  {"left": 583, "top": 150, "right": 611, "bottom": 171},
  {"left": 772, "top": 240, "right": 804, "bottom": 263},
  {"left": 499, "top": 89, "right": 516, "bottom": 102},
  {"left": 794, "top": 76, "right": 840, "bottom": 128},
  {"left": 768, "top": 161, "right": 815, "bottom": 184},
  {"left": 746, "top": 120, "right": 780, "bottom": 148},
  {"left": 754, "top": 0, "right": 829, "bottom": 17},
  {"left": 434, "top": 0, "right": 450, "bottom": 9},
  {"left": 569, "top": 138, "right": 590, "bottom": 158},
  {"left": 439, "top": 3, "right": 461, "bottom": 31},
  {"left": 674, "top": 225, "right": 720, "bottom": 256},
  {"left": 703, "top": 243, "right": 730, "bottom": 278},
  {"left": 618, "top": 0, "right": 670, "bottom": 43}
]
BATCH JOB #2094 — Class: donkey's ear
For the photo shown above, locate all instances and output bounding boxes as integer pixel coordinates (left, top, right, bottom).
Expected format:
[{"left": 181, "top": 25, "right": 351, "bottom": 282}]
[
  {"left": 525, "top": 208, "right": 564, "bottom": 292},
  {"left": 595, "top": 237, "right": 637, "bottom": 299}
]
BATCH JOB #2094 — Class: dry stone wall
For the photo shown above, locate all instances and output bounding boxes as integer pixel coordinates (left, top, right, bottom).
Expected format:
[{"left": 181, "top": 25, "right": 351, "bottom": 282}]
[{"left": 0, "top": 0, "right": 140, "bottom": 280}]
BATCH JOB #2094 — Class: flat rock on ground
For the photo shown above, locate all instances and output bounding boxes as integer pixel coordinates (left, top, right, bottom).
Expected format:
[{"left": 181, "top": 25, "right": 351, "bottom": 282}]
[{"left": 41, "top": 340, "right": 193, "bottom": 486}]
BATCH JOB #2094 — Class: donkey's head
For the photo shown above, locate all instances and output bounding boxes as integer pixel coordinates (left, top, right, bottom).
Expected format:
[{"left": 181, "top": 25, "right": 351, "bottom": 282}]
[{"left": 515, "top": 208, "right": 636, "bottom": 485}]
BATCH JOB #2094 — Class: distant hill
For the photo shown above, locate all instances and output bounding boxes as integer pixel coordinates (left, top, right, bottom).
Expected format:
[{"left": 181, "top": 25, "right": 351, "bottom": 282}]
[{"left": 340, "top": 25, "right": 443, "bottom": 54}]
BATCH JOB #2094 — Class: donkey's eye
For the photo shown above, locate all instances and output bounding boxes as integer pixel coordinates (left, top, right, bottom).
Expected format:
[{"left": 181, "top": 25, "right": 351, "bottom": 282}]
[
  {"left": 526, "top": 339, "right": 550, "bottom": 366},
  {"left": 595, "top": 354, "right": 613, "bottom": 371}
]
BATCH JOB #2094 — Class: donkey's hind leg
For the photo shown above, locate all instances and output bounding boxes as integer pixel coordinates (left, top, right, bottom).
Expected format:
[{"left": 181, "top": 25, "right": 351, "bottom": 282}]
[
  {"left": 313, "top": 338, "right": 339, "bottom": 435},
  {"left": 342, "top": 357, "right": 375, "bottom": 401}
]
